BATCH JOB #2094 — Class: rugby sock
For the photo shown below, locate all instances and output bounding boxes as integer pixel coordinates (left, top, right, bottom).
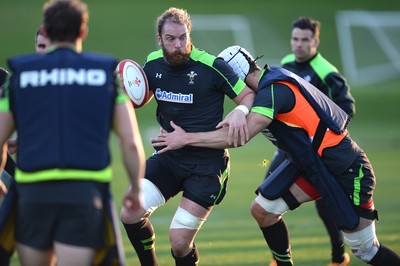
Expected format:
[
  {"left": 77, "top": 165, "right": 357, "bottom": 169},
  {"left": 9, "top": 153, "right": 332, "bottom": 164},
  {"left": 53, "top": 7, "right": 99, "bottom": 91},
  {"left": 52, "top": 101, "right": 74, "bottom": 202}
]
[
  {"left": 368, "top": 244, "right": 400, "bottom": 265},
  {"left": 123, "top": 219, "right": 158, "bottom": 266},
  {"left": 315, "top": 199, "right": 346, "bottom": 263},
  {"left": 260, "top": 219, "right": 293, "bottom": 266},
  {"left": 171, "top": 244, "right": 199, "bottom": 266}
]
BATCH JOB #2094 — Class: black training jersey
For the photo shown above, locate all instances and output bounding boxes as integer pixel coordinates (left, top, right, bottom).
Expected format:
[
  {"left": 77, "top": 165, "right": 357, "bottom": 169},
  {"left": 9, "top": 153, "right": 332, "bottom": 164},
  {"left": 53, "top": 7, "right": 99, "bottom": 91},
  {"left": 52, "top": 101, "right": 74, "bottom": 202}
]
[
  {"left": 281, "top": 52, "right": 355, "bottom": 117},
  {"left": 143, "top": 47, "right": 246, "bottom": 162}
]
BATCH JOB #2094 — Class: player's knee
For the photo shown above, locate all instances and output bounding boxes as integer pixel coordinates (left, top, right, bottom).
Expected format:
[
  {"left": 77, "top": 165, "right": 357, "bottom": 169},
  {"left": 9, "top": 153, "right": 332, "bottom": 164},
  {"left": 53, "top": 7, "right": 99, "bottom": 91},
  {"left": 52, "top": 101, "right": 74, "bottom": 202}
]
[
  {"left": 343, "top": 223, "right": 379, "bottom": 262},
  {"left": 170, "top": 207, "right": 206, "bottom": 230},
  {"left": 170, "top": 235, "right": 191, "bottom": 256},
  {"left": 121, "top": 179, "right": 165, "bottom": 223},
  {"left": 251, "top": 195, "right": 289, "bottom": 224}
]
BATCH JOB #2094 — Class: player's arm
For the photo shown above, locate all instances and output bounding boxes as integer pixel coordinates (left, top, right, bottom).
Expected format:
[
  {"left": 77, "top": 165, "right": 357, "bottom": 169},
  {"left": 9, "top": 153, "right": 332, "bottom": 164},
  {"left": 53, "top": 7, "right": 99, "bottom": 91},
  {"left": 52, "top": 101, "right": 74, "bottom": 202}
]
[
  {"left": 220, "top": 86, "right": 255, "bottom": 145},
  {"left": 214, "top": 57, "right": 256, "bottom": 144},
  {"left": 113, "top": 99, "right": 145, "bottom": 212},
  {"left": 325, "top": 72, "right": 355, "bottom": 117},
  {"left": 0, "top": 112, "right": 15, "bottom": 197},
  {"left": 152, "top": 112, "right": 271, "bottom": 153}
]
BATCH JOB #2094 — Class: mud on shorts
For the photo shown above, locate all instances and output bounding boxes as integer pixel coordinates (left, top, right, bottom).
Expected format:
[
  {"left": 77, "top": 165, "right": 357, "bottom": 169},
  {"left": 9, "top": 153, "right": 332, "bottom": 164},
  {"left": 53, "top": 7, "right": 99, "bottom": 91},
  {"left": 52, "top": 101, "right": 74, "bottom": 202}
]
[{"left": 145, "top": 152, "right": 230, "bottom": 210}]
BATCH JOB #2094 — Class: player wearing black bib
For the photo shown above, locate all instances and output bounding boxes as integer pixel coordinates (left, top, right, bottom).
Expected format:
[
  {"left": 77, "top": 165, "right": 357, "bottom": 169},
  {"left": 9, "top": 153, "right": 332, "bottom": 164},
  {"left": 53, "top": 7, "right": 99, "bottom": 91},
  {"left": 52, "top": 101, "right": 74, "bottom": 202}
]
[
  {"left": 120, "top": 7, "right": 255, "bottom": 266},
  {"left": 267, "top": 17, "right": 356, "bottom": 266}
]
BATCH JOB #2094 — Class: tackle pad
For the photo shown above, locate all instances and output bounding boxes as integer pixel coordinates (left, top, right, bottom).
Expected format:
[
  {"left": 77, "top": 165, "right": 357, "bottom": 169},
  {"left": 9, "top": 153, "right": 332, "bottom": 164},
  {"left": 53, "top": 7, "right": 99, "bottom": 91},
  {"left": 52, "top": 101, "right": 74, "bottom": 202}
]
[{"left": 257, "top": 159, "right": 300, "bottom": 200}]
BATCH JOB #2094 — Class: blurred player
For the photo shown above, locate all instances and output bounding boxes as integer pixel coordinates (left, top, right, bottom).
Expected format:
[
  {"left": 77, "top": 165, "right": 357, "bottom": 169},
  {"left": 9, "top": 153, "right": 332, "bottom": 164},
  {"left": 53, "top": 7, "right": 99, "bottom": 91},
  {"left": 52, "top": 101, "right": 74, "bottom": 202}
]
[
  {"left": 267, "top": 16, "right": 355, "bottom": 266},
  {"left": 150, "top": 45, "right": 400, "bottom": 266},
  {"left": 0, "top": 0, "right": 145, "bottom": 265},
  {"left": 120, "top": 7, "right": 255, "bottom": 266},
  {"left": 0, "top": 67, "right": 14, "bottom": 199}
]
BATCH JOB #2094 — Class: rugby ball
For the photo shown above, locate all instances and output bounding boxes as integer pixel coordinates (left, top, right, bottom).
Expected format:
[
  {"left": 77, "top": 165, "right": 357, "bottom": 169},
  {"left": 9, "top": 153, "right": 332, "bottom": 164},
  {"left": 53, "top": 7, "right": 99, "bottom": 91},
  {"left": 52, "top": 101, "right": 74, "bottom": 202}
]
[{"left": 116, "top": 59, "right": 149, "bottom": 108}]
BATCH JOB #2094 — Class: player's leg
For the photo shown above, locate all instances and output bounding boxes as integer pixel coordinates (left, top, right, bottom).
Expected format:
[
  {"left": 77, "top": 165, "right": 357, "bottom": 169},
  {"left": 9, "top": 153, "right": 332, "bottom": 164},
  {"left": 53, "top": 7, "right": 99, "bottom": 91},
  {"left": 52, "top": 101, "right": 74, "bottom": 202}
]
[
  {"left": 251, "top": 176, "right": 317, "bottom": 266},
  {"left": 315, "top": 198, "right": 349, "bottom": 266},
  {"left": 169, "top": 155, "right": 230, "bottom": 265},
  {"left": 340, "top": 150, "right": 400, "bottom": 265},
  {"left": 169, "top": 198, "right": 211, "bottom": 265},
  {"left": 16, "top": 243, "right": 54, "bottom": 266},
  {"left": 263, "top": 150, "right": 290, "bottom": 266},
  {"left": 54, "top": 242, "right": 94, "bottom": 266},
  {"left": 343, "top": 217, "right": 400, "bottom": 265},
  {"left": 121, "top": 154, "right": 178, "bottom": 266}
]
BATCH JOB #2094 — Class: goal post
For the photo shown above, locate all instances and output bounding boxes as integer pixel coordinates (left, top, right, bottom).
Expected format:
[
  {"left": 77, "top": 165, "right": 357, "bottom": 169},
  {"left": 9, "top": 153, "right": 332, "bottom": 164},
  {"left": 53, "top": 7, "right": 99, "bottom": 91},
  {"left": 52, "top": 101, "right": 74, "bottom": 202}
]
[{"left": 336, "top": 11, "right": 400, "bottom": 86}]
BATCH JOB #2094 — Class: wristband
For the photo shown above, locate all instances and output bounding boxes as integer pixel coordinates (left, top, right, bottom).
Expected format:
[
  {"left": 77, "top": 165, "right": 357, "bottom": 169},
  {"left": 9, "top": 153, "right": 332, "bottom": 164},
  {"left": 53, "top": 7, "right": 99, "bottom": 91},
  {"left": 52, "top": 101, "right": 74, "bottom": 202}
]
[{"left": 234, "top": 105, "right": 249, "bottom": 116}]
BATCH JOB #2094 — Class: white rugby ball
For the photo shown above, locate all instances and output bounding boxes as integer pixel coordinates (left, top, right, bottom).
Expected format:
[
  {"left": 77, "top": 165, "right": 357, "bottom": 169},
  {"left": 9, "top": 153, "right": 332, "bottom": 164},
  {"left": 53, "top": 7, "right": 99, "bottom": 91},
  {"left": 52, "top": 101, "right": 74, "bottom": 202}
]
[{"left": 116, "top": 59, "right": 149, "bottom": 108}]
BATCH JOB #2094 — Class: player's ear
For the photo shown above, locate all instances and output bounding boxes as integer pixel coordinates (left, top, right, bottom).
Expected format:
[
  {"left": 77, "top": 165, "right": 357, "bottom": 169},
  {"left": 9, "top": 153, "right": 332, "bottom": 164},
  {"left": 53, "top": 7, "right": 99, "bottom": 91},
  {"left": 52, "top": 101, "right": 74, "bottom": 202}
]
[
  {"left": 314, "top": 36, "right": 320, "bottom": 48},
  {"left": 80, "top": 25, "right": 88, "bottom": 41},
  {"left": 157, "top": 34, "right": 162, "bottom": 46}
]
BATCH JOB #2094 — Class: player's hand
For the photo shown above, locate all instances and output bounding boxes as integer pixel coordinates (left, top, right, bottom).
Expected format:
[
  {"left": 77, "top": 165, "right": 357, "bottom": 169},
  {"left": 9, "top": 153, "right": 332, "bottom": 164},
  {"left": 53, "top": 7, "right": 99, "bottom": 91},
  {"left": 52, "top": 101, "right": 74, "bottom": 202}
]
[
  {"left": 122, "top": 186, "right": 143, "bottom": 213},
  {"left": 0, "top": 180, "right": 7, "bottom": 198},
  {"left": 7, "top": 139, "right": 17, "bottom": 154},
  {"left": 151, "top": 121, "right": 188, "bottom": 153},
  {"left": 216, "top": 108, "right": 249, "bottom": 147}
]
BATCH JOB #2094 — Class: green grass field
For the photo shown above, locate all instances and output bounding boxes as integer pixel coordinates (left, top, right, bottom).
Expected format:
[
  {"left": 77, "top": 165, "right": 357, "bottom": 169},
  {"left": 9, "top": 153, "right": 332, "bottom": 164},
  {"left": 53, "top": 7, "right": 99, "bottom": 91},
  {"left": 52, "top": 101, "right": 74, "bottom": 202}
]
[{"left": 2, "top": 0, "right": 400, "bottom": 265}]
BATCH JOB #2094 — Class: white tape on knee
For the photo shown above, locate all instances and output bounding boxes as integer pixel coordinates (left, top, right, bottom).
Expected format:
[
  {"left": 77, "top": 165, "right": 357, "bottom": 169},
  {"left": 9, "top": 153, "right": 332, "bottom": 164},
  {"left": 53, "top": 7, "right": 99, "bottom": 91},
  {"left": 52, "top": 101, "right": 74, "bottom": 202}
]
[
  {"left": 170, "top": 207, "right": 206, "bottom": 230},
  {"left": 343, "top": 223, "right": 379, "bottom": 262},
  {"left": 254, "top": 194, "right": 290, "bottom": 215},
  {"left": 142, "top": 179, "right": 166, "bottom": 214}
]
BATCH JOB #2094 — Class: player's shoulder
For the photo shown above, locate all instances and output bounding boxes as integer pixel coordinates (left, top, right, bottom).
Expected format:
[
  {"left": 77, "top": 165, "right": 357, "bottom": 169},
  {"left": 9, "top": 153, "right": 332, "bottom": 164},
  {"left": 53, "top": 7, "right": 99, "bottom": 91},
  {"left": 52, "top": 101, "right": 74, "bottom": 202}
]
[
  {"left": 280, "top": 53, "right": 296, "bottom": 65},
  {"left": 81, "top": 51, "right": 117, "bottom": 64},
  {"left": 8, "top": 52, "right": 42, "bottom": 68},
  {"left": 145, "top": 49, "right": 164, "bottom": 63},
  {"left": 308, "top": 53, "right": 341, "bottom": 81},
  {"left": 310, "top": 53, "right": 338, "bottom": 74}
]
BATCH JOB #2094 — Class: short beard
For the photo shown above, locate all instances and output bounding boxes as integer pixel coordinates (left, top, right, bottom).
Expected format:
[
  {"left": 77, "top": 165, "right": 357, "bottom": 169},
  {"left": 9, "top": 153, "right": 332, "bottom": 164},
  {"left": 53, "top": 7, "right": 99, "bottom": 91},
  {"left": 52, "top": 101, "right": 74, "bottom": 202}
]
[{"left": 162, "top": 43, "right": 191, "bottom": 67}]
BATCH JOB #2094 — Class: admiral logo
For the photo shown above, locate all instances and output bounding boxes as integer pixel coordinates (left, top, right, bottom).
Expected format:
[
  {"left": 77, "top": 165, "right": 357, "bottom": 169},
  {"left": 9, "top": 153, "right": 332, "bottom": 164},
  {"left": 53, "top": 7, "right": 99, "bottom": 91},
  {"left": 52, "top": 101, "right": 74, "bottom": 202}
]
[
  {"left": 19, "top": 68, "right": 107, "bottom": 88},
  {"left": 155, "top": 88, "right": 193, "bottom": 103},
  {"left": 187, "top": 71, "right": 197, "bottom": 85}
]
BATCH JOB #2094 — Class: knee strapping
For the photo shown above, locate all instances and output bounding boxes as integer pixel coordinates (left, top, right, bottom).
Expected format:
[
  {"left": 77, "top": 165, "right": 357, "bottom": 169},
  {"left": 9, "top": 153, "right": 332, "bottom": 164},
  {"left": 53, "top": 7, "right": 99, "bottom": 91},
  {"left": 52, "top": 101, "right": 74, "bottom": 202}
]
[
  {"left": 343, "top": 223, "right": 379, "bottom": 262},
  {"left": 170, "top": 207, "right": 206, "bottom": 230},
  {"left": 254, "top": 194, "right": 290, "bottom": 215},
  {"left": 142, "top": 179, "right": 166, "bottom": 214}
]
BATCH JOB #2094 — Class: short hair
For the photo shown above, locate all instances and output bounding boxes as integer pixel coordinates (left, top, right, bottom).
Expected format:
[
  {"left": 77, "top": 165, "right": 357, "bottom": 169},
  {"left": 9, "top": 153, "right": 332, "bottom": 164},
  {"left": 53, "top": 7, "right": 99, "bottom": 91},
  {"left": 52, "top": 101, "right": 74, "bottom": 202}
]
[
  {"left": 292, "top": 17, "right": 321, "bottom": 38},
  {"left": 43, "top": 0, "right": 88, "bottom": 42},
  {"left": 156, "top": 7, "right": 192, "bottom": 36}
]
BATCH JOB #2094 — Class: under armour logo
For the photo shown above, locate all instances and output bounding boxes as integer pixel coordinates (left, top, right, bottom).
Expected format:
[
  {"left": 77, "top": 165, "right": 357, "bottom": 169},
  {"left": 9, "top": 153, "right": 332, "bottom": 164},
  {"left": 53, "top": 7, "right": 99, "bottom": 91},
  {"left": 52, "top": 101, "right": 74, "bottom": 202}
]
[
  {"left": 156, "top": 73, "right": 162, "bottom": 79},
  {"left": 210, "top": 194, "right": 216, "bottom": 199}
]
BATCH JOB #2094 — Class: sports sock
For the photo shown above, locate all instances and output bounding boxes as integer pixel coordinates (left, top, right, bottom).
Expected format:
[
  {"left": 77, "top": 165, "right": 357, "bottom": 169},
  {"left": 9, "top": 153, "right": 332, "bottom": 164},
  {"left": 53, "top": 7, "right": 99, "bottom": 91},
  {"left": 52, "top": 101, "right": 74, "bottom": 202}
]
[
  {"left": 368, "top": 244, "right": 400, "bottom": 266},
  {"left": 315, "top": 199, "right": 345, "bottom": 263},
  {"left": 260, "top": 219, "right": 293, "bottom": 266},
  {"left": 123, "top": 219, "right": 158, "bottom": 266},
  {"left": 171, "top": 244, "right": 199, "bottom": 266}
]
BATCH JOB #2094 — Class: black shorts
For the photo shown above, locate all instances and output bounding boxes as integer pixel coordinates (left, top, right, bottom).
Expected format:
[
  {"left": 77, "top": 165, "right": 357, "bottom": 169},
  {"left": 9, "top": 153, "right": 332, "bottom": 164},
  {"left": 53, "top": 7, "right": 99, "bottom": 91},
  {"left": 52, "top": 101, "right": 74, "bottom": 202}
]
[
  {"left": 15, "top": 181, "right": 106, "bottom": 249},
  {"left": 295, "top": 149, "right": 376, "bottom": 219},
  {"left": 145, "top": 152, "right": 230, "bottom": 209},
  {"left": 339, "top": 149, "right": 376, "bottom": 210}
]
